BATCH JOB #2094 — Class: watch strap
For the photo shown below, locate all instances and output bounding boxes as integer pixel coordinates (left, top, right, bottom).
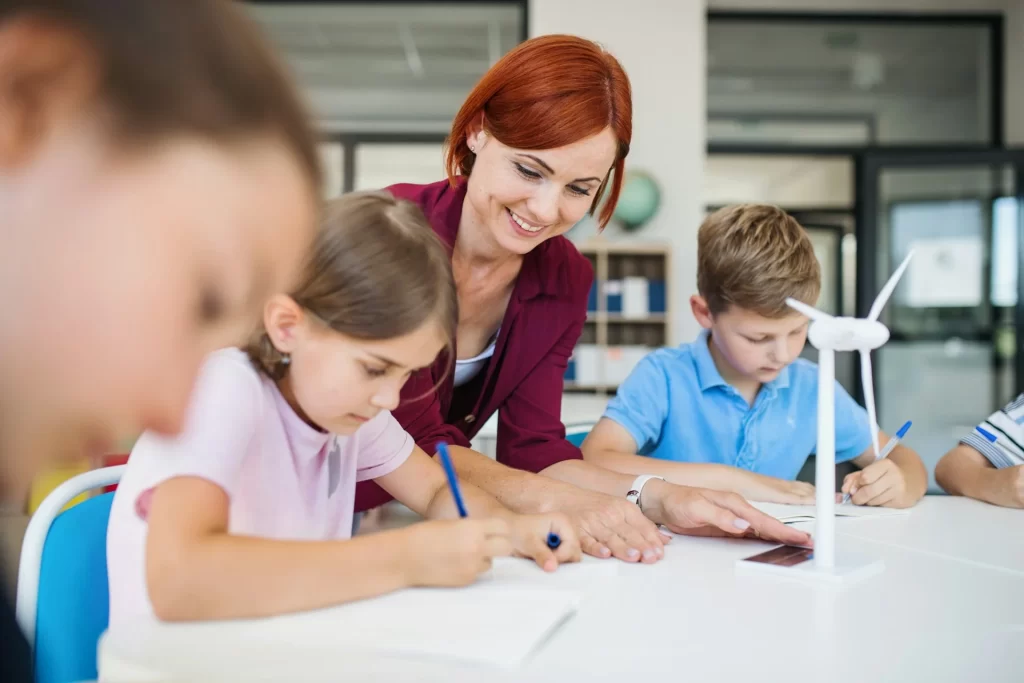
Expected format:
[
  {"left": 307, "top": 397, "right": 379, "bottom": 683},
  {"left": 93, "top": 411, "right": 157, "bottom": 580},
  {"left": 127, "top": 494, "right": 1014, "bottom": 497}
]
[{"left": 626, "top": 474, "right": 665, "bottom": 512}]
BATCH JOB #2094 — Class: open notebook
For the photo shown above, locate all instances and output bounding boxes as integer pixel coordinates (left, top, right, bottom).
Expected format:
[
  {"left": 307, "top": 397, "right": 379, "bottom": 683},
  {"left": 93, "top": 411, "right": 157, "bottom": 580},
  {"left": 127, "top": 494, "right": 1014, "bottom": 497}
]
[
  {"left": 751, "top": 501, "right": 912, "bottom": 524},
  {"left": 103, "top": 558, "right": 585, "bottom": 675}
]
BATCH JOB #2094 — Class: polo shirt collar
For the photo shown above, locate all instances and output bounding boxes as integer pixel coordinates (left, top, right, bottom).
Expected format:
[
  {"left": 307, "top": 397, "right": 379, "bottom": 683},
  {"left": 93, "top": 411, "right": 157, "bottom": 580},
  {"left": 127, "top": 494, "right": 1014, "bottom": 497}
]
[{"left": 693, "top": 329, "right": 728, "bottom": 392}]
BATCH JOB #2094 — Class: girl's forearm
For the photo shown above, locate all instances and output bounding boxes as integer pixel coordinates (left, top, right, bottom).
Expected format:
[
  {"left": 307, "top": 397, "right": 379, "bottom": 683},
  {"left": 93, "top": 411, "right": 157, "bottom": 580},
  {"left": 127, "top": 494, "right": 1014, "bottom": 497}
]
[{"left": 146, "top": 527, "right": 415, "bottom": 622}]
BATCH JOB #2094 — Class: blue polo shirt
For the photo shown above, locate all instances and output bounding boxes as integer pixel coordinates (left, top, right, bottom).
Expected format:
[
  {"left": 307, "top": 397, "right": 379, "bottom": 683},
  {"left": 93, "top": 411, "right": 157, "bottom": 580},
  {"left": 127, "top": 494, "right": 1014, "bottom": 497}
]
[{"left": 603, "top": 330, "right": 873, "bottom": 480}]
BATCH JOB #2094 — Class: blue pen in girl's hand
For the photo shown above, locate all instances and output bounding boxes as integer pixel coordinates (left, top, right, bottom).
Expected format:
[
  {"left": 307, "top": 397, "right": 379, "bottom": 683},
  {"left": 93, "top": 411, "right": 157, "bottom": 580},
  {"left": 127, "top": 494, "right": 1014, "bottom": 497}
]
[
  {"left": 439, "top": 440, "right": 563, "bottom": 554},
  {"left": 436, "top": 441, "right": 469, "bottom": 518}
]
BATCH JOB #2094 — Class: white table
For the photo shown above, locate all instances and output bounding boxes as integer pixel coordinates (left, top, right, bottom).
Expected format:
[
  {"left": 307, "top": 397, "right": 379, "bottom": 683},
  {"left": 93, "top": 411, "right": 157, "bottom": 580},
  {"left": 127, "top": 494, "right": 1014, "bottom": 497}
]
[{"left": 98, "top": 497, "right": 1024, "bottom": 683}]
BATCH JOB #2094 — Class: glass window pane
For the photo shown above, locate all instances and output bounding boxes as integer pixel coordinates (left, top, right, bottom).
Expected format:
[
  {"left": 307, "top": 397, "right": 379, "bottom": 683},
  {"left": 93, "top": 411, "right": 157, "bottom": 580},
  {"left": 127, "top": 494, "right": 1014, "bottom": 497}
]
[
  {"left": 991, "top": 196, "right": 1019, "bottom": 308},
  {"left": 249, "top": 3, "right": 523, "bottom": 132},
  {"left": 878, "top": 165, "right": 1014, "bottom": 336},
  {"left": 871, "top": 164, "right": 1018, "bottom": 490},
  {"left": 708, "top": 20, "right": 993, "bottom": 145},
  {"left": 354, "top": 143, "right": 445, "bottom": 191}
]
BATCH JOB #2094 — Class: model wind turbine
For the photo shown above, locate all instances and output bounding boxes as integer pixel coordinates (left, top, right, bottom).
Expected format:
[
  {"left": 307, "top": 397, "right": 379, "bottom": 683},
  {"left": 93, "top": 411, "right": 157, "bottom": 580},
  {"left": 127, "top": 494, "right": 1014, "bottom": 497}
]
[{"left": 738, "top": 250, "right": 914, "bottom": 585}]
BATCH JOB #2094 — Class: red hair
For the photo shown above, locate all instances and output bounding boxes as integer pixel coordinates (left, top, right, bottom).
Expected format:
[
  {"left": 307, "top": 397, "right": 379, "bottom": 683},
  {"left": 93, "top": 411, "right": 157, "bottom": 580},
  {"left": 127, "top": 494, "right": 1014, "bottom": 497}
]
[{"left": 446, "top": 34, "right": 632, "bottom": 228}]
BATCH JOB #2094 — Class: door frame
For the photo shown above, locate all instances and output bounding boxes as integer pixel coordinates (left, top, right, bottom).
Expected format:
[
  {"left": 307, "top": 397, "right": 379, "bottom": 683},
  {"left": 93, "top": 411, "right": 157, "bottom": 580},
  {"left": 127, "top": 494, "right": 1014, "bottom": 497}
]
[{"left": 855, "top": 147, "right": 1024, "bottom": 405}]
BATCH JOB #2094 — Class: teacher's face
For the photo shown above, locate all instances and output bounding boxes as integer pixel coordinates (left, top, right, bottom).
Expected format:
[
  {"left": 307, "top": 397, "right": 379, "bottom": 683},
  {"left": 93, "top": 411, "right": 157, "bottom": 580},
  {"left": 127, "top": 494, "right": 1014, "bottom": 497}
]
[{"left": 464, "top": 127, "right": 617, "bottom": 255}]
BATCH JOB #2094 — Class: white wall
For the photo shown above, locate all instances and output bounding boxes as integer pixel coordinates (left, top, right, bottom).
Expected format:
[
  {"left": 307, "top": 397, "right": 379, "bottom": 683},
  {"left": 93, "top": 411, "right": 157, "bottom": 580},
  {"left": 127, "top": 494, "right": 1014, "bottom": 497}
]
[{"left": 530, "top": 0, "right": 707, "bottom": 346}]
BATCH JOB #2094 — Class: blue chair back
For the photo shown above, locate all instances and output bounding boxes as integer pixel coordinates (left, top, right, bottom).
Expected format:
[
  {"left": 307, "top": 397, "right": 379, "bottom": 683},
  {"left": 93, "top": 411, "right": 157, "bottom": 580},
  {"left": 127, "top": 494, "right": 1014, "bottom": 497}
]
[
  {"left": 566, "top": 431, "right": 588, "bottom": 447},
  {"left": 565, "top": 423, "right": 594, "bottom": 448},
  {"left": 34, "top": 492, "right": 114, "bottom": 683}
]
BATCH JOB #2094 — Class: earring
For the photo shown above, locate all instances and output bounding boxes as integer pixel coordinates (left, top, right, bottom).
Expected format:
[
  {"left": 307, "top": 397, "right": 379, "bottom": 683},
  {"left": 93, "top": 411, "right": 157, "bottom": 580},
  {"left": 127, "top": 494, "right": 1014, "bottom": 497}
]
[
  {"left": 280, "top": 353, "right": 291, "bottom": 366},
  {"left": 469, "top": 144, "right": 476, "bottom": 153}
]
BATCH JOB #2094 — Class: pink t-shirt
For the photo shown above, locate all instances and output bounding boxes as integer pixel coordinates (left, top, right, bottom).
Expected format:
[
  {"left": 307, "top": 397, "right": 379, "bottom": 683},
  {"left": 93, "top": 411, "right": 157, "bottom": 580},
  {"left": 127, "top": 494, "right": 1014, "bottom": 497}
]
[{"left": 106, "top": 348, "right": 414, "bottom": 628}]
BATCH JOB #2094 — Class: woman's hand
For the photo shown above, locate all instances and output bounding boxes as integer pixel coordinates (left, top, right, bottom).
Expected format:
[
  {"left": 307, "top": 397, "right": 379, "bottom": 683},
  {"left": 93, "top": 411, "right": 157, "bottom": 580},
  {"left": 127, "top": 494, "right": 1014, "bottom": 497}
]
[
  {"left": 642, "top": 480, "right": 813, "bottom": 547},
  {"left": 556, "top": 488, "right": 671, "bottom": 563}
]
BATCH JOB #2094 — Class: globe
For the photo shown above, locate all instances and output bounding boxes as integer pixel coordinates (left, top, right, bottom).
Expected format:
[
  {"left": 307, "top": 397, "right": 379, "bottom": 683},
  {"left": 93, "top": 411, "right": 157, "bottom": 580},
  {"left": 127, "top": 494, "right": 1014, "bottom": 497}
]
[{"left": 613, "top": 171, "right": 660, "bottom": 230}]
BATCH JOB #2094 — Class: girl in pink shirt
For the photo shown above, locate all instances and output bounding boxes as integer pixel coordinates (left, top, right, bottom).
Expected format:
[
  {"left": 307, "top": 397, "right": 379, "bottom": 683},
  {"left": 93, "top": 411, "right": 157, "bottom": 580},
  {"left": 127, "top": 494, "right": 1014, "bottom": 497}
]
[{"left": 107, "top": 191, "right": 579, "bottom": 627}]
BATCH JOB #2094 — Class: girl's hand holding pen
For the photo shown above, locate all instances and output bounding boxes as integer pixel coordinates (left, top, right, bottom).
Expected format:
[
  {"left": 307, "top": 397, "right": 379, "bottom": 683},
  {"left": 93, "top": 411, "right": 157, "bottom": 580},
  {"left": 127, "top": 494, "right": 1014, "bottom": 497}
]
[
  {"left": 399, "top": 518, "right": 514, "bottom": 588},
  {"left": 507, "top": 513, "right": 581, "bottom": 572}
]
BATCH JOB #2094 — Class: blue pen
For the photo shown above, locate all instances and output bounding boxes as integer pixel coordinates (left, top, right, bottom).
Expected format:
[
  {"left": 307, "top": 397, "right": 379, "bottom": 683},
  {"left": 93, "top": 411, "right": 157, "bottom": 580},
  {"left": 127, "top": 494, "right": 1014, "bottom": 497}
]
[
  {"left": 843, "top": 420, "right": 912, "bottom": 504},
  {"left": 437, "top": 441, "right": 562, "bottom": 550},
  {"left": 436, "top": 441, "right": 468, "bottom": 518}
]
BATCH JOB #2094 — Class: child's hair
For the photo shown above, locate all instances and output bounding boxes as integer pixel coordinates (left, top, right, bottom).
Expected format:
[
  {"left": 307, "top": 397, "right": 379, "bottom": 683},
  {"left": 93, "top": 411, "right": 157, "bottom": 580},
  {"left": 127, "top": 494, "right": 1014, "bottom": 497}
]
[
  {"left": 697, "top": 204, "right": 821, "bottom": 318},
  {"left": 248, "top": 191, "right": 458, "bottom": 380},
  {"left": 0, "top": 0, "right": 320, "bottom": 187}
]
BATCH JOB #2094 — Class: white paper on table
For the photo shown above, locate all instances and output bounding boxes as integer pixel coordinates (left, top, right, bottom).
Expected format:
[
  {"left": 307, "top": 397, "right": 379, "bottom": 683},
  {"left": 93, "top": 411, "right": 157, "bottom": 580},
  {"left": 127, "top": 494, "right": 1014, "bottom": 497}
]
[
  {"left": 103, "top": 574, "right": 582, "bottom": 674},
  {"left": 750, "top": 501, "right": 911, "bottom": 524}
]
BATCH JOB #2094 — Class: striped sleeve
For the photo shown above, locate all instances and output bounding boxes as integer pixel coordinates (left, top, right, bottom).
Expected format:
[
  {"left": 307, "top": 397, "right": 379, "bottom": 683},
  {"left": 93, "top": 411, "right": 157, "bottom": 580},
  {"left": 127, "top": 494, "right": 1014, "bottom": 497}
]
[{"left": 960, "top": 393, "right": 1024, "bottom": 469}]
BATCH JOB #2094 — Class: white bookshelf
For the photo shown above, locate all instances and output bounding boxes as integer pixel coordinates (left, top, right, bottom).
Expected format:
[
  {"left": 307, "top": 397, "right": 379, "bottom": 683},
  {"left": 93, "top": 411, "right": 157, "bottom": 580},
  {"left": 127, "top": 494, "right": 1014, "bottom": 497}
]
[{"left": 566, "top": 240, "right": 672, "bottom": 396}]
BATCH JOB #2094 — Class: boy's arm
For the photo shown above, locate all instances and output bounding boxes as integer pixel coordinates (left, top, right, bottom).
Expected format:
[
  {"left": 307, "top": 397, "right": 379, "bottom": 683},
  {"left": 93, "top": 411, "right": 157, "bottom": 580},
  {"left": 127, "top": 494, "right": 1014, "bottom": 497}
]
[
  {"left": 935, "top": 394, "right": 1024, "bottom": 508},
  {"left": 844, "top": 431, "right": 928, "bottom": 508},
  {"left": 582, "top": 418, "right": 815, "bottom": 504},
  {"left": 935, "top": 445, "right": 1024, "bottom": 508}
]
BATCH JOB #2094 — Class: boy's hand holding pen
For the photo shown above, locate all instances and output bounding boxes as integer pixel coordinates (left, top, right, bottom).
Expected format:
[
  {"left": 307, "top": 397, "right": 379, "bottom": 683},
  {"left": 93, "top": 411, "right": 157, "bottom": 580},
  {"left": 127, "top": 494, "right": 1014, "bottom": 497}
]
[{"left": 842, "top": 421, "right": 912, "bottom": 506}]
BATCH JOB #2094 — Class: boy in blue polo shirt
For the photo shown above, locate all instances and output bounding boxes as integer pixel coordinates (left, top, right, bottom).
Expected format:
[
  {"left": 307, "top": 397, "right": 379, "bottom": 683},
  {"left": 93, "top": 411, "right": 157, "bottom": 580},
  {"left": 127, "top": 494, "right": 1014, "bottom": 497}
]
[{"left": 582, "top": 205, "right": 927, "bottom": 508}]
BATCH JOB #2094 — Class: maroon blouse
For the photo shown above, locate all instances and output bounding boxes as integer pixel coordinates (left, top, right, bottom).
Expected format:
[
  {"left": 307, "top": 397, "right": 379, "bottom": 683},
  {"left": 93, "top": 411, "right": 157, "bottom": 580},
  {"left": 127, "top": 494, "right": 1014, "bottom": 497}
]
[{"left": 354, "top": 178, "right": 594, "bottom": 512}]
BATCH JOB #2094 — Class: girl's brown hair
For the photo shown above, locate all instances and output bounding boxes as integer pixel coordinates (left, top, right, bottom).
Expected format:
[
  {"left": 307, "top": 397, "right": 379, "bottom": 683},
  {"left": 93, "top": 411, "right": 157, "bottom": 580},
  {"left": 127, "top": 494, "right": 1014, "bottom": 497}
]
[
  {"left": 248, "top": 191, "right": 458, "bottom": 380},
  {"left": 0, "top": 0, "right": 320, "bottom": 187}
]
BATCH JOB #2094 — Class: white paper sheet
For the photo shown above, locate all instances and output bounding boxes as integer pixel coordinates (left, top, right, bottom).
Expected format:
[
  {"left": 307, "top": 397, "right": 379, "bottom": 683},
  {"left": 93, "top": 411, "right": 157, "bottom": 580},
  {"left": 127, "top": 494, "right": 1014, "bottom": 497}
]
[
  {"left": 751, "top": 501, "right": 912, "bottom": 524},
  {"left": 101, "top": 567, "right": 583, "bottom": 675}
]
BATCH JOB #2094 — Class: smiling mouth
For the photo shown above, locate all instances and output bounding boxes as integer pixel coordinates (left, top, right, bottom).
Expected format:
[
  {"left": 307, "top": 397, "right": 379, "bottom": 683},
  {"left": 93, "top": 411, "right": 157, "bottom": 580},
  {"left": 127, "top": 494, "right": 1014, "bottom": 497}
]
[{"left": 507, "top": 208, "right": 545, "bottom": 233}]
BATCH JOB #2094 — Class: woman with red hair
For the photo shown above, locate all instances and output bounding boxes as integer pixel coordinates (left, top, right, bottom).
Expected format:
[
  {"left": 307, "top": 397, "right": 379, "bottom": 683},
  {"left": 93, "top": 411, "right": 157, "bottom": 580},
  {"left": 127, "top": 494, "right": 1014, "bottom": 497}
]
[{"left": 356, "top": 35, "right": 808, "bottom": 561}]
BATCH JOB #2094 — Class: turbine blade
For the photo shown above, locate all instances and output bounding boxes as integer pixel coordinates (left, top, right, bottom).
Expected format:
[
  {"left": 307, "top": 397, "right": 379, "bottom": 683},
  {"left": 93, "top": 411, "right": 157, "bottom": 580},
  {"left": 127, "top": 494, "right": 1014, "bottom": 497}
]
[
  {"left": 868, "top": 250, "right": 915, "bottom": 321},
  {"left": 860, "top": 349, "right": 881, "bottom": 460},
  {"left": 785, "top": 297, "right": 832, "bottom": 321}
]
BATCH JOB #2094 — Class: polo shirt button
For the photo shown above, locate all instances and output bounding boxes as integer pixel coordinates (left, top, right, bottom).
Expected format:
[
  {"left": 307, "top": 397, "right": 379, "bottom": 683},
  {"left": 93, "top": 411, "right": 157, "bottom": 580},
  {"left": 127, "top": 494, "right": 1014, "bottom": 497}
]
[{"left": 464, "top": 414, "right": 476, "bottom": 424}]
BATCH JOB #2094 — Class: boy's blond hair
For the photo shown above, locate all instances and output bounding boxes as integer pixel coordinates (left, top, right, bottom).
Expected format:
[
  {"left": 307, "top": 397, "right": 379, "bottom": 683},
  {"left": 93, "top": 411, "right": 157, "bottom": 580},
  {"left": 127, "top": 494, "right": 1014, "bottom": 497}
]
[{"left": 697, "top": 205, "right": 821, "bottom": 318}]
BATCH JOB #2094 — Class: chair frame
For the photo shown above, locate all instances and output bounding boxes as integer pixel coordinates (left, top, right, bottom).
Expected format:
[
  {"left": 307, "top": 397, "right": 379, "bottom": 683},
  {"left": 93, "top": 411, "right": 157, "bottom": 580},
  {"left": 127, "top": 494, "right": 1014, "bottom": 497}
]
[{"left": 15, "top": 464, "right": 125, "bottom": 648}]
